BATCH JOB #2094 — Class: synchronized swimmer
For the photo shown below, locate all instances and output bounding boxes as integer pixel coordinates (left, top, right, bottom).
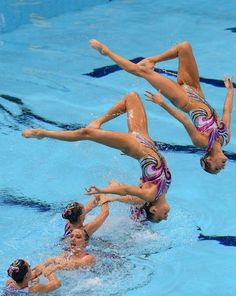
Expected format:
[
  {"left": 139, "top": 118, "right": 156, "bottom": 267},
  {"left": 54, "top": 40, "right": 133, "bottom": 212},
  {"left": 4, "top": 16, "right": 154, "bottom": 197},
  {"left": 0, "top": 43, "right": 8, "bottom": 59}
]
[
  {"left": 4, "top": 229, "right": 94, "bottom": 295},
  {"left": 62, "top": 194, "right": 109, "bottom": 238}
]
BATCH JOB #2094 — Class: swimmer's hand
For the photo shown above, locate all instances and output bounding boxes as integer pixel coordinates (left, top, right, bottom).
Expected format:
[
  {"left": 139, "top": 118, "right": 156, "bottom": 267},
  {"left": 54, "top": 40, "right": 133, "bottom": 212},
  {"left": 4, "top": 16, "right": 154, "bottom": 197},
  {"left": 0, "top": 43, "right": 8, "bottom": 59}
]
[
  {"left": 90, "top": 39, "right": 110, "bottom": 56},
  {"left": 22, "top": 128, "right": 44, "bottom": 139},
  {"left": 145, "top": 90, "right": 164, "bottom": 106},
  {"left": 6, "top": 279, "right": 17, "bottom": 288},
  {"left": 90, "top": 194, "right": 107, "bottom": 205},
  {"left": 43, "top": 266, "right": 55, "bottom": 277},
  {"left": 91, "top": 194, "right": 101, "bottom": 205},
  {"left": 108, "top": 180, "right": 122, "bottom": 187},
  {"left": 97, "top": 194, "right": 110, "bottom": 205},
  {"left": 85, "top": 186, "right": 103, "bottom": 195},
  {"left": 224, "top": 75, "right": 234, "bottom": 90},
  {"left": 32, "top": 264, "right": 44, "bottom": 278},
  {"left": 137, "top": 58, "right": 155, "bottom": 69},
  {"left": 98, "top": 195, "right": 117, "bottom": 204}
]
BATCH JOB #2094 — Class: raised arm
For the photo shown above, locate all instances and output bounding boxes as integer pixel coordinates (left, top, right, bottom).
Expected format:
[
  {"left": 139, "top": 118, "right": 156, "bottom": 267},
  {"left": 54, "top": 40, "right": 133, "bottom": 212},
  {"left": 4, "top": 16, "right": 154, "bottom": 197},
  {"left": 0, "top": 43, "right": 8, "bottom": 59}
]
[
  {"left": 84, "top": 199, "right": 109, "bottom": 236},
  {"left": 83, "top": 195, "right": 100, "bottom": 214},
  {"left": 222, "top": 76, "right": 234, "bottom": 140},
  {"left": 145, "top": 90, "right": 207, "bottom": 148}
]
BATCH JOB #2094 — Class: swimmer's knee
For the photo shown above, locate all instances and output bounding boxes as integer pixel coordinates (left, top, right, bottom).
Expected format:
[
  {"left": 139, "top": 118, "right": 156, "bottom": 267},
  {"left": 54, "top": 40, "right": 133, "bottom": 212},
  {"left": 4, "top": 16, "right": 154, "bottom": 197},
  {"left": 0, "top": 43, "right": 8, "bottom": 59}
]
[
  {"left": 126, "top": 91, "right": 141, "bottom": 103},
  {"left": 76, "top": 127, "right": 92, "bottom": 138},
  {"left": 178, "top": 41, "right": 192, "bottom": 53},
  {"left": 137, "top": 64, "right": 153, "bottom": 76}
]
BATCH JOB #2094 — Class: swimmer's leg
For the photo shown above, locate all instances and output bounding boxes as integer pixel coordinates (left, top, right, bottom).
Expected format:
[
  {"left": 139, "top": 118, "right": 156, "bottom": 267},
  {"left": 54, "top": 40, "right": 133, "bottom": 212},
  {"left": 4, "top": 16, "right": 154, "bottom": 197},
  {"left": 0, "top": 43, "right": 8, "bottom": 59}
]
[
  {"left": 149, "top": 42, "right": 202, "bottom": 93},
  {"left": 22, "top": 127, "right": 141, "bottom": 158},
  {"left": 88, "top": 92, "right": 150, "bottom": 139},
  {"left": 90, "top": 40, "right": 189, "bottom": 109}
]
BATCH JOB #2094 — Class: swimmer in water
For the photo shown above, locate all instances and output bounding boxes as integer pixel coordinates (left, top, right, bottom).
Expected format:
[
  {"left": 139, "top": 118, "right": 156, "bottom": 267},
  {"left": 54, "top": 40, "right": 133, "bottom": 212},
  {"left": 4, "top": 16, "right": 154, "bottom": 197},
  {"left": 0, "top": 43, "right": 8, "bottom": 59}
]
[
  {"left": 22, "top": 92, "right": 171, "bottom": 223},
  {"left": 90, "top": 39, "right": 234, "bottom": 174},
  {"left": 3, "top": 259, "right": 60, "bottom": 294},
  {"left": 62, "top": 194, "right": 109, "bottom": 238},
  {"left": 42, "top": 229, "right": 95, "bottom": 275}
]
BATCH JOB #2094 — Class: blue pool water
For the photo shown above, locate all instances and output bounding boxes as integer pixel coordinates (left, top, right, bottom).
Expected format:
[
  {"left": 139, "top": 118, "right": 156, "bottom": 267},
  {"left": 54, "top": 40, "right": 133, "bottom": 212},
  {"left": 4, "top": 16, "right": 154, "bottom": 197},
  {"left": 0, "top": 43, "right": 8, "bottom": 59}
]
[{"left": 0, "top": 0, "right": 236, "bottom": 295}]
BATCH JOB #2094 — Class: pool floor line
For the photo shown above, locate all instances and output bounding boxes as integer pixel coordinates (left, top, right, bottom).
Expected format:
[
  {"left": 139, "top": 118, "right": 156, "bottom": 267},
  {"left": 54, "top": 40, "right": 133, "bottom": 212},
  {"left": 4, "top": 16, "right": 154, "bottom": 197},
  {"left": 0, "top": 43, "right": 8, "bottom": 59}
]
[
  {"left": 1, "top": 94, "right": 236, "bottom": 160},
  {"left": 1, "top": 192, "right": 236, "bottom": 247},
  {"left": 84, "top": 58, "right": 236, "bottom": 89}
]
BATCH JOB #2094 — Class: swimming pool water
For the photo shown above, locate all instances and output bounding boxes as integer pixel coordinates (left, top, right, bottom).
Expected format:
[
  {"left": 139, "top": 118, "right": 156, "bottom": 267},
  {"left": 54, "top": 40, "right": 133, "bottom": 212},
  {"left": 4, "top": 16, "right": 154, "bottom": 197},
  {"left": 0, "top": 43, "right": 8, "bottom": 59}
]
[{"left": 0, "top": 0, "right": 236, "bottom": 295}]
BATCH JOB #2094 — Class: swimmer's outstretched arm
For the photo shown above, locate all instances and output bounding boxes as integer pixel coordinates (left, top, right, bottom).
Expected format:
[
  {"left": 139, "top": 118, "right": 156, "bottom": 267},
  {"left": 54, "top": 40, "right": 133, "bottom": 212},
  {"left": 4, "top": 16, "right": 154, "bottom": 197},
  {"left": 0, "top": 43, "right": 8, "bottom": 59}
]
[
  {"left": 63, "top": 255, "right": 96, "bottom": 270},
  {"left": 85, "top": 183, "right": 157, "bottom": 203},
  {"left": 222, "top": 76, "right": 234, "bottom": 139},
  {"left": 43, "top": 254, "right": 95, "bottom": 275},
  {"left": 100, "top": 195, "right": 144, "bottom": 205},
  {"left": 84, "top": 195, "right": 100, "bottom": 214},
  {"left": 145, "top": 90, "right": 207, "bottom": 148}
]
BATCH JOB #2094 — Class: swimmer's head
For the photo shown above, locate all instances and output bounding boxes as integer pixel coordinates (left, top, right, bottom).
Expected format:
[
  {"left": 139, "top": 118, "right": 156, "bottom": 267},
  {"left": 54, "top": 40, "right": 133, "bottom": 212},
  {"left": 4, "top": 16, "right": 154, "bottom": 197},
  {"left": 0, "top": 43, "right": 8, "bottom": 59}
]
[
  {"left": 142, "top": 202, "right": 170, "bottom": 223},
  {"left": 131, "top": 202, "right": 170, "bottom": 224},
  {"left": 62, "top": 202, "right": 85, "bottom": 224},
  {"left": 70, "top": 229, "right": 88, "bottom": 251},
  {"left": 200, "top": 152, "right": 228, "bottom": 174},
  {"left": 7, "top": 259, "right": 31, "bottom": 283}
]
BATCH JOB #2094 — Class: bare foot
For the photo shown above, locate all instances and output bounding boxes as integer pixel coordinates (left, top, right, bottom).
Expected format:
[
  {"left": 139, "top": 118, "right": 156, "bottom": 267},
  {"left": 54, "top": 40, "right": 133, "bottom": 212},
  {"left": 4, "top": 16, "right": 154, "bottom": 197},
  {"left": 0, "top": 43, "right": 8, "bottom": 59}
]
[
  {"left": 22, "top": 128, "right": 44, "bottom": 139},
  {"left": 89, "top": 39, "right": 109, "bottom": 56}
]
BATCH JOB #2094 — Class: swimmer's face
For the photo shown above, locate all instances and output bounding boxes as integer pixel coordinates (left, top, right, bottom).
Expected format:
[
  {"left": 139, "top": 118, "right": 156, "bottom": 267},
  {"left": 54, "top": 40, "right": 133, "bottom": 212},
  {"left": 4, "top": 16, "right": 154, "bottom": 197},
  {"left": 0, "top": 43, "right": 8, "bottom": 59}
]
[
  {"left": 150, "top": 203, "right": 170, "bottom": 223},
  {"left": 204, "top": 153, "right": 228, "bottom": 174},
  {"left": 70, "top": 229, "right": 87, "bottom": 251}
]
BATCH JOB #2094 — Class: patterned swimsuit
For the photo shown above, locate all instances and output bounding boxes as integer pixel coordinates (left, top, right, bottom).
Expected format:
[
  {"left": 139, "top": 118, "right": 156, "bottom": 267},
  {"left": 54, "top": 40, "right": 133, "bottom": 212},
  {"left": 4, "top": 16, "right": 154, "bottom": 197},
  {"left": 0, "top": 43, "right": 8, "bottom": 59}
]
[
  {"left": 183, "top": 84, "right": 229, "bottom": 151},
  {"left": 133, "top": 132, "right": 171, "bottom": 201}
]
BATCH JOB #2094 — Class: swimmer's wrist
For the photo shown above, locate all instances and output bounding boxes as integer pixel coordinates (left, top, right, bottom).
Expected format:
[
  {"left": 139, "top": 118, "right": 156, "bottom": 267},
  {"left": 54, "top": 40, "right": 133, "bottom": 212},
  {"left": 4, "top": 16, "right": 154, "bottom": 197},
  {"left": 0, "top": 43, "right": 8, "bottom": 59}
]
[{"left": 159, "top": 101, "right": 165, "bottom": 107}]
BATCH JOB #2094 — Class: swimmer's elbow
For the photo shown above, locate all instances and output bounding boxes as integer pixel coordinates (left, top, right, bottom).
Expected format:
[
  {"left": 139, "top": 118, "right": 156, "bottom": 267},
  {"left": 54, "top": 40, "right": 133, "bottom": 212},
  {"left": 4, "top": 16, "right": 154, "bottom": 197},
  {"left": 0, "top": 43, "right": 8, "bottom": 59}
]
[{"left": 54, "top": 279, "right": 61, "bottom": 289}]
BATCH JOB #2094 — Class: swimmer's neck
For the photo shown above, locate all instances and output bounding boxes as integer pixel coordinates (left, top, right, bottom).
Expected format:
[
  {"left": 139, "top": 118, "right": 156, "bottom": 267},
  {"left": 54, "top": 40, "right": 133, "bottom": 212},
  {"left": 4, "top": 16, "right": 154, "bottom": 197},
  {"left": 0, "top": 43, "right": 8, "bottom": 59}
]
[
  {"left": 71, "top": 248, "right": 87, "bottom": 257},
  {"left": 13, "top": 278, "right": 29, "bottom": 290}
]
